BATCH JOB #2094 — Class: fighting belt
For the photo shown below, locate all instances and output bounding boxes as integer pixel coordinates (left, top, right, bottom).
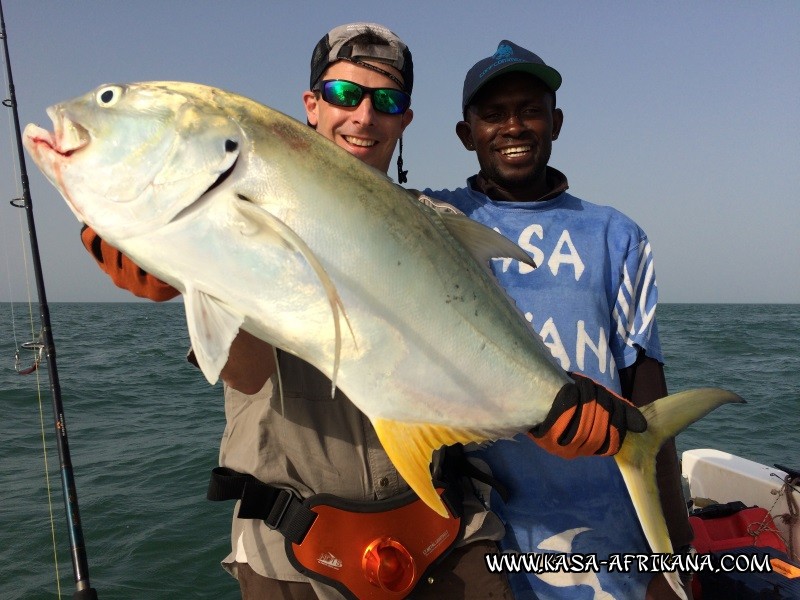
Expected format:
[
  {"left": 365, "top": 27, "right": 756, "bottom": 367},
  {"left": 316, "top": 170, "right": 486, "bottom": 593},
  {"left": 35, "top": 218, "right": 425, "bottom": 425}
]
[{"left": 208, "top": 468, "right": 464, "bottom": 599}]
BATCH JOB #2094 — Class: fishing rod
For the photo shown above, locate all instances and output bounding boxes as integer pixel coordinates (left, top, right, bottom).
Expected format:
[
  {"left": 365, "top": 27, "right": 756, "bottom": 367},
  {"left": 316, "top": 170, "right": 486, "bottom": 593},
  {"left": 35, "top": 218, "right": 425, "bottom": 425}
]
[{"left": 0, "top": 3, "right": 98, "bottom": 599}]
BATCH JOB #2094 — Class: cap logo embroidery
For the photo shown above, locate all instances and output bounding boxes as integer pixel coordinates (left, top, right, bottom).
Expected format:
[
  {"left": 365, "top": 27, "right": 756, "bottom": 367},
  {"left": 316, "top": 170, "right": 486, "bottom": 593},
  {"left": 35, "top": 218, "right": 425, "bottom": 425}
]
[
  {"left": 493, "top": 43, "right": 514, "bottom": 60},
  {"left": 479, "top": 43, "right": 524, "bottom": 80}
]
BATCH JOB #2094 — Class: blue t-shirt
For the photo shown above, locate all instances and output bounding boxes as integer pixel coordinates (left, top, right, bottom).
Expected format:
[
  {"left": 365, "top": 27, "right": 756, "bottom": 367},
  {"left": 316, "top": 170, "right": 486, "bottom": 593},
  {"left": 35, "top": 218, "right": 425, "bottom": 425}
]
[{"left": 427, "top": 179, "right": 663, "bottom": 599}]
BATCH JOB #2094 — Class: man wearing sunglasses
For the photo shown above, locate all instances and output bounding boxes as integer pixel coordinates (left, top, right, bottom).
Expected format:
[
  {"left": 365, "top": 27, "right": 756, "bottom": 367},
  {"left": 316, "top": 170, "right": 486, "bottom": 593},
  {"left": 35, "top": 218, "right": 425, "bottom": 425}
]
[{"left": 209, "top": 23, "right": 516, "bottom": 600}]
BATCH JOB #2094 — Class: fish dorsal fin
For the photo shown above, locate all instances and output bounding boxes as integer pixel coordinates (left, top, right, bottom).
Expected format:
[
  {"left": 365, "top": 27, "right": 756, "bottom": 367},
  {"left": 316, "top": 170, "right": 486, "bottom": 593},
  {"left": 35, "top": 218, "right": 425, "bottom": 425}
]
[
  {"left": 440, "top": 212, "right": 536, "bottom": 270},
  {"left": 372, "top": 418, "right": 498, "bottom": 517},
  {"left": 184, "top": 286, "right": 244, "bottom": 384},
  {"left": 233, "top": 197, "right": 354, "bottom": 394}
]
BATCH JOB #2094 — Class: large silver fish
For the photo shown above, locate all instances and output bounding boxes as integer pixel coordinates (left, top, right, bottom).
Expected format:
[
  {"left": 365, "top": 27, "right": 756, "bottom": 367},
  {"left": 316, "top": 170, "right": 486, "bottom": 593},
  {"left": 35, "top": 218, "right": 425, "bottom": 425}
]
[{"left": 24, "top": 82, "right": 741, "bottom": 598}]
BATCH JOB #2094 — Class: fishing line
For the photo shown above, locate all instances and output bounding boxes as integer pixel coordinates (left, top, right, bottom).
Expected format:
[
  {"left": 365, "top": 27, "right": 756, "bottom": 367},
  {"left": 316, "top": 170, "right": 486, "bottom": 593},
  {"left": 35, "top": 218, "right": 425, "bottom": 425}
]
[
  {"left": 0, "top": 16, "right": 65, "bottom": 598},
  {"left": 23, "top": 319, "right": 64, "bottom": 599},
  {"left": 3, "top": 219, "right": 64, "bottom": 599}
]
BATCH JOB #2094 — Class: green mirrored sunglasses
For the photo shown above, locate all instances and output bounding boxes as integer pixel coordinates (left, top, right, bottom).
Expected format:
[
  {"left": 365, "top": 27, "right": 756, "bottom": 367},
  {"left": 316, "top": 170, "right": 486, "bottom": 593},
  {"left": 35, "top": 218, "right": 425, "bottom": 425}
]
[{"left": 319, "top": 79, "right": 411, "bottom": 115}]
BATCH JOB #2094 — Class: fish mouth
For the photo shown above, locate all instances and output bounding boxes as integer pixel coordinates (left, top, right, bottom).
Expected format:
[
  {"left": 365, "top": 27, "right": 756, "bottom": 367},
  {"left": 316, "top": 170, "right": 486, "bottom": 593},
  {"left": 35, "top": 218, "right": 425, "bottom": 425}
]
[{"left": 26, "top": 110, "right": 90, "bottom": 158}]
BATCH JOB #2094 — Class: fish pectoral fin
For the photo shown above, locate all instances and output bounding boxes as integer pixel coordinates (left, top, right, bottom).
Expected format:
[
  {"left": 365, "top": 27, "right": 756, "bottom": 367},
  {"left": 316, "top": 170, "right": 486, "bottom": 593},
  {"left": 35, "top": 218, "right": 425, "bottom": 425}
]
[
  {"left": 184, "top": 287, "right": 245, "bottom": 385},
  {"left": 440, "top": 212, "right": 536, "bottom": 270},
  {"left": 373, "top": 418, "right": 495, "bottom": 518},
  {"left": 614, "top": 387, "right": 744, "bottom": 600},
  {"left": 233, "top": 198, "right": 354, "bottom": 395}
]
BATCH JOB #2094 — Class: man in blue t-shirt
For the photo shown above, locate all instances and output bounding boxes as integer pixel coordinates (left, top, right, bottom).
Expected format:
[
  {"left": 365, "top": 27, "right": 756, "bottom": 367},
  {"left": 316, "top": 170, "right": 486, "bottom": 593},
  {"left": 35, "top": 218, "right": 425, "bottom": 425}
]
[{"left": 426, "top": 40, "right": 693, "bottom": 599}]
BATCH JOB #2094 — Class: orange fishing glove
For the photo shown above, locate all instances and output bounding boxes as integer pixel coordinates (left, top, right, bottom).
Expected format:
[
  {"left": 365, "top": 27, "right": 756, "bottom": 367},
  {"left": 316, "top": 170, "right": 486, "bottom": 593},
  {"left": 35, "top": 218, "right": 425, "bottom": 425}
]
[
  {"left": 528, "top": 372, "right": 647, "bottom": 458},
  {"left": 80, "top": 225, "right": 180, "bottom": 302}
]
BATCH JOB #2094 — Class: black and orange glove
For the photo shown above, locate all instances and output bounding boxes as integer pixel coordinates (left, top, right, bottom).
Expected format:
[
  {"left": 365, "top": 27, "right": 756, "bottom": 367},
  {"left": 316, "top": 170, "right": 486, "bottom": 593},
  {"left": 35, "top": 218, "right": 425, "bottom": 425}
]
[
  {"left": 528, "top": 372, "right": 647, "bottom": 458},
  {"left": 80, "top": 225, "right": 180, "bottom": 302}
]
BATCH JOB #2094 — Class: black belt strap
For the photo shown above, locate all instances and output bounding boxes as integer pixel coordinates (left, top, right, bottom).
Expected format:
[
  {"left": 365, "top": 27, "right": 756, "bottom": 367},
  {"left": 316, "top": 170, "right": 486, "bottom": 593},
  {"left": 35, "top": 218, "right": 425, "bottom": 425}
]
[
  {"left": 208, "top": 447, "right": 506, "bottom": 546},
  {"left": 207, "top": 467, "right": 317, "bottom": 545}
]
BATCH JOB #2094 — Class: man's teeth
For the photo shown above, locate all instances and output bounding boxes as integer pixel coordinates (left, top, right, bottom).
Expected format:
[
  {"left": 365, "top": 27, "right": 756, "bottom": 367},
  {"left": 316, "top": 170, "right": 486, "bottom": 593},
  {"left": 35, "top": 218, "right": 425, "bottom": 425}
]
[
  {"left": 344, "top": 136, "right": 376, "bottom": 147},
  {"left": 500, "top": 145, "right": 530, "bottom": 157}
]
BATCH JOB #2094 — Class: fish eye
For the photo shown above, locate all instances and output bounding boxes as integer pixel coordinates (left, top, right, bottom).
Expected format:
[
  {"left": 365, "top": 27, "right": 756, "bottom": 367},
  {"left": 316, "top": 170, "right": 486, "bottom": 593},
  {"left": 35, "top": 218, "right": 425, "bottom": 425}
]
[{"left": 96, "top": 85, "right": 124, "bottom": 107}]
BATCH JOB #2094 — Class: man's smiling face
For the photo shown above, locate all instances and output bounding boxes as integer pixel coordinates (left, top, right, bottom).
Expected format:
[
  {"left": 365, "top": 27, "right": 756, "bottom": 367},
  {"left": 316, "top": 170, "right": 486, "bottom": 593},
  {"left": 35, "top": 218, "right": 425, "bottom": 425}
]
[
  {"left": 304, "top": 60, "right": 413, "bottom": 174},
  {"left": 458, "top": 72, "right": 562, "bottom": 200}
]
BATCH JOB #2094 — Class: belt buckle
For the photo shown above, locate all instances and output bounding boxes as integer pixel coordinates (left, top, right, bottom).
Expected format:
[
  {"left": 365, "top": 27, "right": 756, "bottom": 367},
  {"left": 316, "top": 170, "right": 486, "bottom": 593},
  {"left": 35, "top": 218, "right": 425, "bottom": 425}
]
[{"left": 265, "top": 488, "right": 294, "bottom": 530}]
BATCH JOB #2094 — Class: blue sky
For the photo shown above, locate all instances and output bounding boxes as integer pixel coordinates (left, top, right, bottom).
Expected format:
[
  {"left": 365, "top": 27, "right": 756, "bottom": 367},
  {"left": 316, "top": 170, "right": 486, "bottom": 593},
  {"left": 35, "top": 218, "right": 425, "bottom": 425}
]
[{"left": 1, "top": 1, "right": 798, "bottom": 303}]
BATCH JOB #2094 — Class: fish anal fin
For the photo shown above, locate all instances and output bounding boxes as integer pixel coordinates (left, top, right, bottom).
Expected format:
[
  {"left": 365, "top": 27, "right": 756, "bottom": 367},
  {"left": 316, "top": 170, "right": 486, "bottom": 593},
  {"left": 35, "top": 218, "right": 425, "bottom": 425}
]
[
  {"left": 373, "top": 418, "right": 495, "bottom": 517},
  {"left": 184, "top": 287, "right": 244, "bottom": 385}
]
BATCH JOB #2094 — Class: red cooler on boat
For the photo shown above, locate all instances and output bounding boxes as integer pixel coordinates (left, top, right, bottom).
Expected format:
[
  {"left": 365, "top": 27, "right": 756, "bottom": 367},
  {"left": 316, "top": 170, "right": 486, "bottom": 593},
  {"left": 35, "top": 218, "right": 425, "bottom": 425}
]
[
  {"left": 689, "top": 501, "right": 787, "bottom": 554},
  {"left": 689, "top": 501, "right": 800, "bottom": 599}
]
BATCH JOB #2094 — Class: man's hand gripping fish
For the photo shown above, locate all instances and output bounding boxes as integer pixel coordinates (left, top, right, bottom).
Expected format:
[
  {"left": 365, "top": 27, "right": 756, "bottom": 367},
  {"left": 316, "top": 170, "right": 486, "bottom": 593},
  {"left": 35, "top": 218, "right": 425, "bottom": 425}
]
[{"left": 23, "top": 82, "right": 742, "bottom": 599}]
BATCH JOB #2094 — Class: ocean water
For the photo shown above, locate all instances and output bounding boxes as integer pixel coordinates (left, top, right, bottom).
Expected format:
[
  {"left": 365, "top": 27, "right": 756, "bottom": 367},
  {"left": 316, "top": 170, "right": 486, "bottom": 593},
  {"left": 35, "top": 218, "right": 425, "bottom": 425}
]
[{"left": 0, "top": 302, "right": 798, "bottom": 599}]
